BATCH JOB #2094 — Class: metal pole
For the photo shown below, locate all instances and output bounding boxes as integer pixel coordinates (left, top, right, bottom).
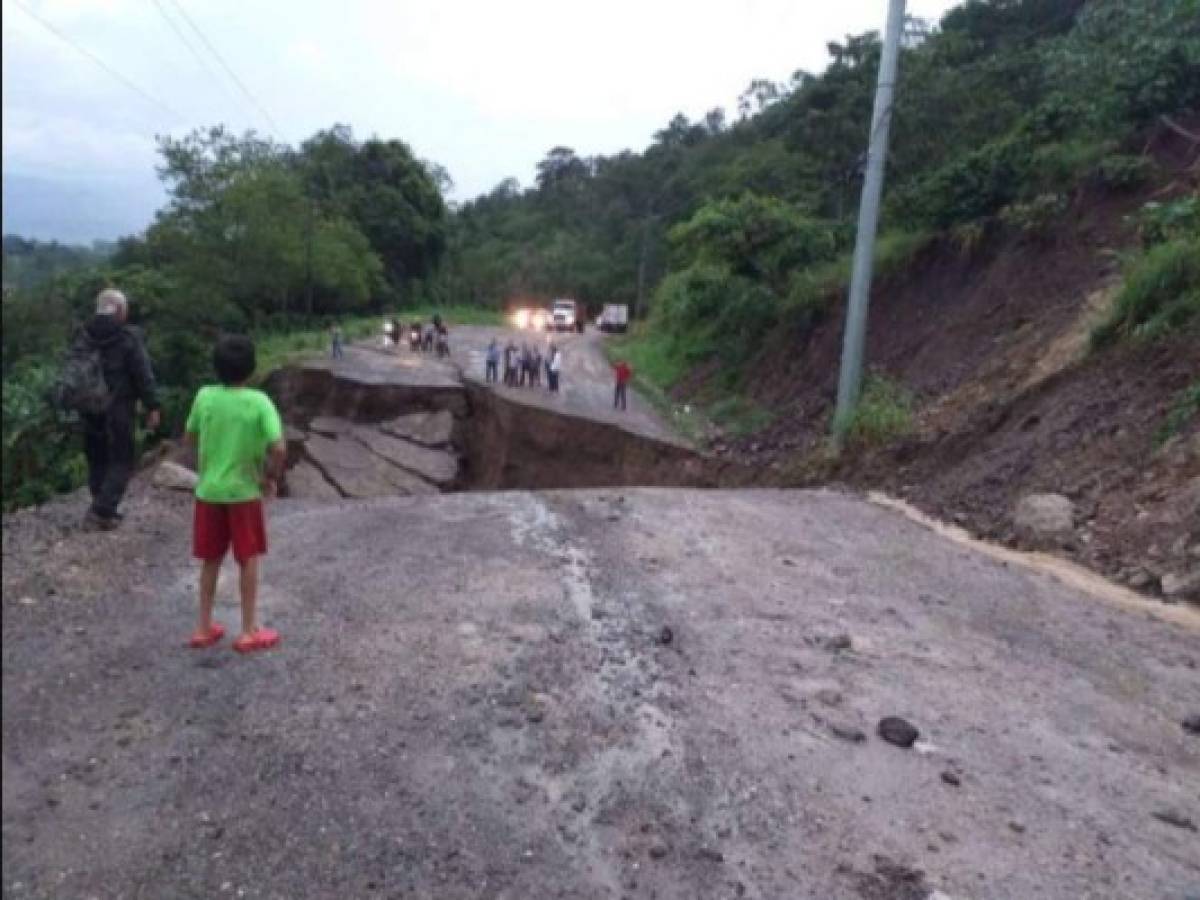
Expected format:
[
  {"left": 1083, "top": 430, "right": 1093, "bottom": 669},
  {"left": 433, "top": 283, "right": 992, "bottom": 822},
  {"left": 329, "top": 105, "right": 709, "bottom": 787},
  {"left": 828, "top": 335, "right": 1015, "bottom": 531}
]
[{"left": 832, "top": 0, "right": 906, "bottom": 446}]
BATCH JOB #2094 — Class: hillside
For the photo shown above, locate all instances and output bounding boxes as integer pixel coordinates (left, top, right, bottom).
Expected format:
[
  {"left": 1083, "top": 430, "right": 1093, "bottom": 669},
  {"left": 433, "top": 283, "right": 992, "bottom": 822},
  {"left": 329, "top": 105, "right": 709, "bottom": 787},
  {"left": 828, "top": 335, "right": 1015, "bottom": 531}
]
[{"left": 702, "top": 122, "right": 1199, "bottom": 599}]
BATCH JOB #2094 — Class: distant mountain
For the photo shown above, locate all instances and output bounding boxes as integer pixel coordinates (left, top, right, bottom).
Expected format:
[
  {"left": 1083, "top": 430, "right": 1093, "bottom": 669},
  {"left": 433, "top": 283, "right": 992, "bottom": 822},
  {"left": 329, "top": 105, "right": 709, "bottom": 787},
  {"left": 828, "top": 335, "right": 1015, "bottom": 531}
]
[{"left": 1, "top": 172, "right": 164, "bottom": 244}]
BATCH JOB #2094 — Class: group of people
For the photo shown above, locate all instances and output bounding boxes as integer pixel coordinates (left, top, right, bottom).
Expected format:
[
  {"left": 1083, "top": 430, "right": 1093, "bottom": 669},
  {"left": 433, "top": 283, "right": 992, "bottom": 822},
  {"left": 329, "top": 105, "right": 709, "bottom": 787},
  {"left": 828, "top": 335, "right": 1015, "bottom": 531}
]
[
  {"left": 66, "top": 288, "right": 283, "bottom": 654},
  {"left": 61, "top": 291, "right": 637, "bottom": 660},
  {"left": 374, "top": 315, "right": 449, "bottom": 357},
  {"left": 485, "top": 338, "right": 563, "bottom": 392}
]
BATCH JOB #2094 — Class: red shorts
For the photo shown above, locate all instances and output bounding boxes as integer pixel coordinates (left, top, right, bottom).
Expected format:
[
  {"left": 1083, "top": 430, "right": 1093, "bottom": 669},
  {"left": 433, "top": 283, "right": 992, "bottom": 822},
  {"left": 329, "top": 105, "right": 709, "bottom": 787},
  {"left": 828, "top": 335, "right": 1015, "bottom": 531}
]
[{"left": 193, "top": 500, "right": 267, "bottom": 564}]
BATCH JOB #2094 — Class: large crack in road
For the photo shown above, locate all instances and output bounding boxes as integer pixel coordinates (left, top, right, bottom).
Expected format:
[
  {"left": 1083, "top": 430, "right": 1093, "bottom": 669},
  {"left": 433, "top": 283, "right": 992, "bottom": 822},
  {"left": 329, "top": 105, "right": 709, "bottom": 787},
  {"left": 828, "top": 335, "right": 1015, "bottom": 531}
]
[{"left": 3, "top": 328, "right": 1198, "bottom": 899}]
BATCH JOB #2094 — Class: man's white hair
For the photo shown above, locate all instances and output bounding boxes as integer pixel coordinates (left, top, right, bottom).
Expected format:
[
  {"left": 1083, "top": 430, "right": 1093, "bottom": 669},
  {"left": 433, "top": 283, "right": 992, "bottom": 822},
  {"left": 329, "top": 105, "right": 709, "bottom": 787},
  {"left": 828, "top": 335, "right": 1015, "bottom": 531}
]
[{"left": 95, "top": 288, "right": 128, "bottom": 315}]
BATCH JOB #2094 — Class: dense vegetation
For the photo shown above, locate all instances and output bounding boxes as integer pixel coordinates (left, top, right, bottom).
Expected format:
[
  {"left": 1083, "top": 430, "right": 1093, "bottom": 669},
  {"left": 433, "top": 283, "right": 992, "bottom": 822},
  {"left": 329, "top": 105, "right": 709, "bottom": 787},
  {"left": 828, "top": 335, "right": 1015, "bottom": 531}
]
[
  {"left": 443, "top": 0, "right": 1198, "bottom": 399},
  {"left": 2, "top": 125, "right": 450, "bottom": 509},
  {"left": 3, "top": 0, "right": 1197, "bottom": 509}
]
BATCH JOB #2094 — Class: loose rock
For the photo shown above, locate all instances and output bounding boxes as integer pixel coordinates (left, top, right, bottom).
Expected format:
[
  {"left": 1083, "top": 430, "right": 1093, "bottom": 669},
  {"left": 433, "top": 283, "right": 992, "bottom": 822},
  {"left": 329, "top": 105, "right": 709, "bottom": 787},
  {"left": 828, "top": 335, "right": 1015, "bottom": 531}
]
[
  {"left": 1182, "top": 714, "right": 1200, "bottom": 736},
  {"left": 659, "top": 626, "right": 674, "bottom": 646},
  {"left": 1013, "top": 493, "right": 1075, "bottom": 548},
  {"left": 1161, "top": 570, "right": 1200, "bottom": 602},
  {"left": 151, "top": 461, "right": 198, "bottom": 492},
  {"left": 877, "top": 716, "right": 920, "bottom": 749},
  {"left": 824, "top": 633, "right": 852, "bottom": 652},
  {"left": 940, "top": 771, "right": 961, "bottom": 787},
  {"left": 829, "top": 722, "right": 866, "bottom": 744}
]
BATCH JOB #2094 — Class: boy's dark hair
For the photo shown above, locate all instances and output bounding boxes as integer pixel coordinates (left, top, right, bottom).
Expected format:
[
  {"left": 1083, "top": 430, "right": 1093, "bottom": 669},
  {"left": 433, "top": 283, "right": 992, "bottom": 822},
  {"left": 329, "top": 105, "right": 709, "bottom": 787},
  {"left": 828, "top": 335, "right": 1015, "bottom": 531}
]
[{"left": 213, "top": 334, "right": 257, "bottom": 385}]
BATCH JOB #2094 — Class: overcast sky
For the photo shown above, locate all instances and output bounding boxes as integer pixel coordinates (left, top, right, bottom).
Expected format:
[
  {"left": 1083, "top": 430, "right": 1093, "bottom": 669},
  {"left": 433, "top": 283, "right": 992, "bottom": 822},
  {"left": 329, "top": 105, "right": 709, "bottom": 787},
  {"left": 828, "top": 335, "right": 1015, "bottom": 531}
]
[{"left": 3, "top": 0, "right": 960, "bottom": 240}]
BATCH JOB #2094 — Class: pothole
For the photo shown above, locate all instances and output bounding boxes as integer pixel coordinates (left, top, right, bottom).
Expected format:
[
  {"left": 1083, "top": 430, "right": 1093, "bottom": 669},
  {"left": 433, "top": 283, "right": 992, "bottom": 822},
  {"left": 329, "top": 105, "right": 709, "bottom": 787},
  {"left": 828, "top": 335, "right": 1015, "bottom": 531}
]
[{"left": 264, "top": 363, "right": 725, "bottom": 501}]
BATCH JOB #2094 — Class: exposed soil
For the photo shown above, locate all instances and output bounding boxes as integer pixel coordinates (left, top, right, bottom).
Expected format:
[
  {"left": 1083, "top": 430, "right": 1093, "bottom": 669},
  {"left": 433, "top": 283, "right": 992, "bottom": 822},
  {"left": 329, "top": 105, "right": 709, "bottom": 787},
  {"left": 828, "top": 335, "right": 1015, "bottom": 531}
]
[{"left": 697, "top": 129, "right": 1200, "bottom": 599}]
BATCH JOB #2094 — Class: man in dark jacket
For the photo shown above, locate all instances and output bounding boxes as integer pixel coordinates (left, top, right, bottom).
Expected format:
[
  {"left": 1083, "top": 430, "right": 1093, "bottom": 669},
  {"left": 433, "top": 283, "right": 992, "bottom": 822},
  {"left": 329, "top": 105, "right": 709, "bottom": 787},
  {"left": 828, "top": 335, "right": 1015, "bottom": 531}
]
[{"left": 80, "top": 288, "right": 160, "bottom": 530}]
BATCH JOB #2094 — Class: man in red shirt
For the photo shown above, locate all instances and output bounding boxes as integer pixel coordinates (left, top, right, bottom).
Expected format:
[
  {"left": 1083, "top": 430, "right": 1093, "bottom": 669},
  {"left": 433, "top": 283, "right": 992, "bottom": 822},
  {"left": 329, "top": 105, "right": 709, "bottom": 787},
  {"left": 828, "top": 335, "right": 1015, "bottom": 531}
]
[{"left": 613, "top": 360, "right": 632, "bottom": 411}]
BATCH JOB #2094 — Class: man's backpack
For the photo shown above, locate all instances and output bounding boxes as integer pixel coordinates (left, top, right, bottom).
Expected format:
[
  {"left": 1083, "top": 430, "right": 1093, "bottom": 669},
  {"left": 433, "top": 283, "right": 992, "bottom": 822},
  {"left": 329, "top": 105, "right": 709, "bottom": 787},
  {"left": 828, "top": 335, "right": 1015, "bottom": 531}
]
[{"left": 56, "top": 333, "right": 112, "bottom": 415}]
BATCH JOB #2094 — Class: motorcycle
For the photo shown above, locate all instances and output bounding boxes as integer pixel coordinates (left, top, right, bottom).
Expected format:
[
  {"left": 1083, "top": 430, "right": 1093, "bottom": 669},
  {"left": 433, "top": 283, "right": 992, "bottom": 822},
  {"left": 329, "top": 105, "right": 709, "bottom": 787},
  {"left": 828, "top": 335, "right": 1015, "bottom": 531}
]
[{"left": 409, "top": 326, "right": 422, "bottom": 351}]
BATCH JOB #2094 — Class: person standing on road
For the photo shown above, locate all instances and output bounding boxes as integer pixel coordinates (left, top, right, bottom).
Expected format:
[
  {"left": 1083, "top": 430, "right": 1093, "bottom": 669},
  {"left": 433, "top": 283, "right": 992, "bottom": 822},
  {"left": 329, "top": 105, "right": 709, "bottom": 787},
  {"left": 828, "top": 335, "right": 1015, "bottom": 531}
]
[
  {"left": 519, "top": 343, "right": 532, "bottom": 387},
  {"left": 330, "top": 323, "right": 344, "bottom": 360},
  {"left": 485, "top": 338, "right": 500, "bottom": 383},
  {"left": 530, "top": 346, "right": 543, "bottom": 388},
  {"left": 613, "top": 359, "right": 632, "bottom": 410},
  {"left": 504, "top": 339, "right": 518, "bottom": 386},
  {"left": 72, "top": 288, "right": 161, "bottom": 530},
  {"left": 184, "top": 334, "right": 285, "bottom": 654},
  {"left": 547, "top": 344, "right": 562, "bottom": 393}
]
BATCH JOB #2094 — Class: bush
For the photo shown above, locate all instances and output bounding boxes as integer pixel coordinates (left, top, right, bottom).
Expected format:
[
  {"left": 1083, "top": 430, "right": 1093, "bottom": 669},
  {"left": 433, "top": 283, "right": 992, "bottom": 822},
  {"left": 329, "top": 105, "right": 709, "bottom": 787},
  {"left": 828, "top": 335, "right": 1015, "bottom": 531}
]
[
  {"left": 1091, "top": 237, "right": 1200, "bottom": 346},
  {"left": 846, "top": 374, "right": 915, "bottom": 447},
  {"left": 653, "top": 263, "right": 779, "bottom": 366},
  {"left": 1096, "top": 153, "right": 1154, "bottom": 189},
  {"left": 708, "top": 395, "right": 775, "bottom": 436},
  {"left": 2, "top": 362, "right": 87, "bottom": 511},
  {"left": 1136, "top": 197, "right": 1199, "bottom": 248},
  {"left": 998, "top": 193, "right": 1068, "bottom": 238}
]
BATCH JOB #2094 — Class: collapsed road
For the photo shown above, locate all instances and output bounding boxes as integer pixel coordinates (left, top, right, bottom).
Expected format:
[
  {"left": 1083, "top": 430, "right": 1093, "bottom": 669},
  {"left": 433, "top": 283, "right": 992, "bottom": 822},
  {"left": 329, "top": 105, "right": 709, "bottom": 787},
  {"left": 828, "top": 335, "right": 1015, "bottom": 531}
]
[{"left": 2, "top": 326, "right": 1198, "bottom": 899}]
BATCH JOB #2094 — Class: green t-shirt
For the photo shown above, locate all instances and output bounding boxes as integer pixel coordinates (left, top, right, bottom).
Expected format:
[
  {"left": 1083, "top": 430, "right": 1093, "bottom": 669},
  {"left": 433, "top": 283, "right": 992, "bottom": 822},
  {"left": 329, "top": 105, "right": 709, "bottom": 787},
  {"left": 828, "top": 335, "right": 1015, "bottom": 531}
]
[{"left": 185, "top": 385, "right": 283, "bottom": 503}]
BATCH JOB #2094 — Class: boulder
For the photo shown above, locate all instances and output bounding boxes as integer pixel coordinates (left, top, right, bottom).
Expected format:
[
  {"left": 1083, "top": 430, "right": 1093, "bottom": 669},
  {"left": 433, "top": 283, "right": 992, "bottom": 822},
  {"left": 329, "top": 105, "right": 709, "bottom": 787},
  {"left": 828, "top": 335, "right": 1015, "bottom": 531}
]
[
  {"left": 1160, "top": 569, "right": 1200, "bottom": 603},
  {"left": 303, "top": 433, "right": 437, "bottom": 499},
  {"left": 351, "top": 426, "right": 458, "bottom": 487},
  {"left": 1013, "top": 493, "right": 1075, "bottom": 548},
  {"left": 380, "top": 410, "right": 455, "bottom": 448},
  {"left": 152, "top": 461, "right": 198, "bottom": 492}
]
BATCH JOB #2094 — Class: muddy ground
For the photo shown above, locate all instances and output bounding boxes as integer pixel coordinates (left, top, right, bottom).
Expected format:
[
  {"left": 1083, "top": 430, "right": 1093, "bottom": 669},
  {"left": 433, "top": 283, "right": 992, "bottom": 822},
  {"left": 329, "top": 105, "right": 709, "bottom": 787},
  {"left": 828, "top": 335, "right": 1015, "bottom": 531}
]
[
  {"left": 704, "top": 158, "right": 1200, "bottom": 593},
  {"left": 3, "top": 483, "right": 1199, "bottom": 899}
]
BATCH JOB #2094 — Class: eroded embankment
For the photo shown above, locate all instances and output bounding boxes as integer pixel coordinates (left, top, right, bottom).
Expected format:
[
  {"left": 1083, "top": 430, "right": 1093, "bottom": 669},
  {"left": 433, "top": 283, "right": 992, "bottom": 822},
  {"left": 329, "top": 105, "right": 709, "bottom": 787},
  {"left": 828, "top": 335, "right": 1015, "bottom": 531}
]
[{"left": 262, "top": 365, "right": 731, "bottom": 500}]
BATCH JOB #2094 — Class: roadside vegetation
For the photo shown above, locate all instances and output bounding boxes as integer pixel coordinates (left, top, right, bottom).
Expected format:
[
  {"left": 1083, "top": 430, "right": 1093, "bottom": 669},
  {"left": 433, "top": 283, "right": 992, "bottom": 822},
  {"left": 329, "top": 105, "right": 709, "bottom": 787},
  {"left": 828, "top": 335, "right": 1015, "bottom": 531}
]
[
  {"left": 445, "top": 0, "right": 1197, "bottom": 427},
  {"left": 1091, "top": 196, "right": 1200, "bottom": 347},
  {"left": 4, "top": 0, "right": 1198, "bottom": 507}
]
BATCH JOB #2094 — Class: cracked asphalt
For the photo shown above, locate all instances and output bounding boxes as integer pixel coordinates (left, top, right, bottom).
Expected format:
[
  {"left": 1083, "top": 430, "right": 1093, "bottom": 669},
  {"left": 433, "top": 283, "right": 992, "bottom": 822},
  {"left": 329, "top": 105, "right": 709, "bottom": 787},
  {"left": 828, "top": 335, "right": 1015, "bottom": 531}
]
[{"left": 4, "top": 483, "right": 1199, "bottom": 899}]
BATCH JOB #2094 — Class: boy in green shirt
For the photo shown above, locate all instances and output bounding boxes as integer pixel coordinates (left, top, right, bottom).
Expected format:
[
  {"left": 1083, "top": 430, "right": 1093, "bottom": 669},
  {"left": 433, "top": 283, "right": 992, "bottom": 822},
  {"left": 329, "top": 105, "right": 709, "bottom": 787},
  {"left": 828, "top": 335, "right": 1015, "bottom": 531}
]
[{"left": 184, "top": 335, "right": 286, "bottom": 653}]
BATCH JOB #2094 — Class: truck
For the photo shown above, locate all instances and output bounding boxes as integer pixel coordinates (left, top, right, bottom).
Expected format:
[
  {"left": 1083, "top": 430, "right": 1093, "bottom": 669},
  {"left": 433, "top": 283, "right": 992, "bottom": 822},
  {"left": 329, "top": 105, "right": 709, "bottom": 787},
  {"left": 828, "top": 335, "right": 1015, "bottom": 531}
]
[
  {"left": 597, "top": 304, "right": 629, "bottom": 333},
  {"left": 550, "top": 298, "right": 584, "bottom": 333}
]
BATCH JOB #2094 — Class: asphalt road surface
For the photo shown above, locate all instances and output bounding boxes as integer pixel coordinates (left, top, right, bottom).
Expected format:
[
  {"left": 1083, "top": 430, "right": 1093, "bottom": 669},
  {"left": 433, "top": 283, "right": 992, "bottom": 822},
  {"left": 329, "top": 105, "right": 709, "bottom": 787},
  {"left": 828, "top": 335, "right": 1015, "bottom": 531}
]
[
  {"left": 3, "top": 483, "right": 1198, "bottom": 899},
  {"left": 362, "top": 324, "right": 679, "bottom": 443}
]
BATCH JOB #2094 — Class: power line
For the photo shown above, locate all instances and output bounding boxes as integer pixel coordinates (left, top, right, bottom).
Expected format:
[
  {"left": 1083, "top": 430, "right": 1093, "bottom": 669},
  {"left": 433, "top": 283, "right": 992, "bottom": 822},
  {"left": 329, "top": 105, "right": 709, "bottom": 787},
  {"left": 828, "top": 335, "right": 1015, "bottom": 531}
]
[
  {"left": 148, "top": 0, "right": 239, "bottom": 113},
  {"left": 11, "top": 0, "right": 184, "bottom": 122},
  {"left": 163, "top": 0, "right": 283, "bottom": 140}
]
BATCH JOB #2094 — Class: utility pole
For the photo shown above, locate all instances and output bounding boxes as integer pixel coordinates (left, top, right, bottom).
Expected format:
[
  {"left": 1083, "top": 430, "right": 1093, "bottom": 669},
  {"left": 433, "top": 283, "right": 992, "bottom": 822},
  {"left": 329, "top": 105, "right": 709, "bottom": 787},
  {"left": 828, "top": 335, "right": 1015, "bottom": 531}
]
[{"left": 832, "top": 0, "right": 906, "bottom": 447}]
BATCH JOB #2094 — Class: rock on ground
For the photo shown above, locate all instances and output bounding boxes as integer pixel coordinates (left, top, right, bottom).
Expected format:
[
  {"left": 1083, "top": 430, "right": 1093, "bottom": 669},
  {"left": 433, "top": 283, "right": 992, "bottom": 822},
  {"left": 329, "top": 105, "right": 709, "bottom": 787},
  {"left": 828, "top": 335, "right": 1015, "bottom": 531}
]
[
  {"left": 1161, "top": 568, "right": 1200, "bottom": 602},
  {"left": 150, "top": 461, "right": 198, "bottom": 492},
  {"left": 1013, "top": 493, "right": 1075, "bottom": 548}
]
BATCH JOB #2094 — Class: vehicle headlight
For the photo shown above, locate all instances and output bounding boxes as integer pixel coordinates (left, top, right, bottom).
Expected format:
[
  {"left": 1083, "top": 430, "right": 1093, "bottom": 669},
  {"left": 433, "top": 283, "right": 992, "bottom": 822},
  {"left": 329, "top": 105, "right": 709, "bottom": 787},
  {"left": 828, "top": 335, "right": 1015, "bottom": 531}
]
[{"left": 513, "top": 310, "right": 530, "bottom": 329}]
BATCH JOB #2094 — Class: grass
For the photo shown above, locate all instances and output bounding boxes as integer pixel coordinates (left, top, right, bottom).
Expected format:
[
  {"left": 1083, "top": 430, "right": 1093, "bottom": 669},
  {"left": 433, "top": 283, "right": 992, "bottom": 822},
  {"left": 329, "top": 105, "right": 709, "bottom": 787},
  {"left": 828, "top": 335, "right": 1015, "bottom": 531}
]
[
  {"left": 1156, "top": 380, "right": 1200, "bottom": 448},
  {"left": 1091, "top": 237, "right": 1200, "bottom": 348},
  {"left": 708, "top": 395, "right": 776, "bottom": 437},
  {"left": 844, "top": 374, "right": 915, "bottom": 447}
]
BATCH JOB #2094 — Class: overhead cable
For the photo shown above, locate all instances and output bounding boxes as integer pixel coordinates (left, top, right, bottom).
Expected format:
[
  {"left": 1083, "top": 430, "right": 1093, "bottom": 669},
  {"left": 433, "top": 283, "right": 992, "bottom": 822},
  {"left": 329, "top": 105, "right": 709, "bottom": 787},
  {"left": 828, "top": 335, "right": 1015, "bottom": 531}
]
[{"left": 12, "top": 0, "right": 184, "bottom": 122}]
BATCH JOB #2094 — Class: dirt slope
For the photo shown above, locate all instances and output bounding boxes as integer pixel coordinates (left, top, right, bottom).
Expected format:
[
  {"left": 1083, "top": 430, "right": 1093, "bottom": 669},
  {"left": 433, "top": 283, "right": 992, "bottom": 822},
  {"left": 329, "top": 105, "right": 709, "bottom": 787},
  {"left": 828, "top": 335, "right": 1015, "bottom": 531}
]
[{"left": 704, "top": 132, "right": 1200, "bottom": 595}]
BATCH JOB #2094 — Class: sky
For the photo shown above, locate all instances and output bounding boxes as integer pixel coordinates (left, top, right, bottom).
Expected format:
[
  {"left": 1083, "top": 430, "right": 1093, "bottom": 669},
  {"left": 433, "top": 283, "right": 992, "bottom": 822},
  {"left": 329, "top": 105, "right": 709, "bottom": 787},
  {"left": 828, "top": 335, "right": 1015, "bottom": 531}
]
[{"left": 2, "top": 0, "right": 960, "bottom": 242}]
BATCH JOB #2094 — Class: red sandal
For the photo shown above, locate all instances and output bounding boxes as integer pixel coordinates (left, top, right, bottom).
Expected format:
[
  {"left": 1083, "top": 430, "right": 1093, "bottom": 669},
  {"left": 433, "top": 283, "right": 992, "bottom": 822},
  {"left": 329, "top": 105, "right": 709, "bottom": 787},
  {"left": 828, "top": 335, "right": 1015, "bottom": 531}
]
[
  {"left": 188, "top": 623, "right": 226, "bottom": 649},
  {"left": 233, "top": 628, "right": 280, "bottom": 654}
]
